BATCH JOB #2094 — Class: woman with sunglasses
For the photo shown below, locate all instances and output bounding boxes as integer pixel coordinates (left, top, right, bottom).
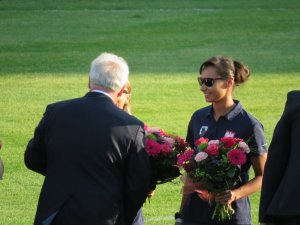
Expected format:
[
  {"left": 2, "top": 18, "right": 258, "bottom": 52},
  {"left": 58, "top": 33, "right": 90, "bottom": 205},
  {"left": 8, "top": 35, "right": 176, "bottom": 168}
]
[{"left": 175, "top": 56, "right": 267, "bottom": 225}]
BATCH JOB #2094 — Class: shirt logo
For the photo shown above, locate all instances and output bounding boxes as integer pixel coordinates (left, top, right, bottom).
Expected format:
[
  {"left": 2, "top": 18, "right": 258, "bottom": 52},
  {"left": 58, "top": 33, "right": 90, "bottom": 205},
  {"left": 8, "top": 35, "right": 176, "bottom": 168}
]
[
  {"left": 199, "top": 126, "right": 208, "bottom": 136},
  {"left": 224, "top": 130, "right": 236, "bottom": 137}
]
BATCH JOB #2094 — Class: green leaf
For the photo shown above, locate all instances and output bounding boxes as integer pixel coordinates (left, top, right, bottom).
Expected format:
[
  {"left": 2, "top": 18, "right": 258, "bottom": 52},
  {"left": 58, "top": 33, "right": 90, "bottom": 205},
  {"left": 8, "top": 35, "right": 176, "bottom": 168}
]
[{"left": 226, "top": 167, "right": 236, "bottom": 178}]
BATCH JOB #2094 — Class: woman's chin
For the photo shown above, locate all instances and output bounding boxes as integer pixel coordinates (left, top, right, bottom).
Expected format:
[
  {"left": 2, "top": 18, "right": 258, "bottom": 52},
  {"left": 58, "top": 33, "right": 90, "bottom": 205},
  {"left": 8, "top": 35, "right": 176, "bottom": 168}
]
[{"left": 204, "top": 96, "right": 212, "bottom": 102}]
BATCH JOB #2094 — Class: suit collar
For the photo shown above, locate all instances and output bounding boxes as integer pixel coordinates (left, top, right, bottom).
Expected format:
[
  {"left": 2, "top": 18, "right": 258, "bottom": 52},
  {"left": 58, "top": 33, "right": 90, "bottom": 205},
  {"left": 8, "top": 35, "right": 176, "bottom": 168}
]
[
  {"left": 90, "top": 89, "right": 113, "bottom": 100},
  {"left": 84, "top": 91, "right": 114, "bottom": 103}
]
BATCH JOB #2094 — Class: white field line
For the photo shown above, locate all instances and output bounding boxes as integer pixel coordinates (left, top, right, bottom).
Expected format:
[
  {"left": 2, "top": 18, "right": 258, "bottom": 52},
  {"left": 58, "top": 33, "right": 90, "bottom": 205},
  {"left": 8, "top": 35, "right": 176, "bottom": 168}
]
[
  {"left": 144, "top": 216, "right": 173, "bottom": 222},
  {"left": 144, "top": 208, "right": 259, "bottom": 221},
  {"left": 3, "top": 8, "right": 289, "bottom": 13}
]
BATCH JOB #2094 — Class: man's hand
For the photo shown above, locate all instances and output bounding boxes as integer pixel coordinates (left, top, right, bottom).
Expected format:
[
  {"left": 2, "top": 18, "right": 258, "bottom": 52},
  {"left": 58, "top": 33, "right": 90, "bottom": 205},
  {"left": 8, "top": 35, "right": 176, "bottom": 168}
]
[{"left": 195, "top": 189, "right": 213, "bottom": 202}]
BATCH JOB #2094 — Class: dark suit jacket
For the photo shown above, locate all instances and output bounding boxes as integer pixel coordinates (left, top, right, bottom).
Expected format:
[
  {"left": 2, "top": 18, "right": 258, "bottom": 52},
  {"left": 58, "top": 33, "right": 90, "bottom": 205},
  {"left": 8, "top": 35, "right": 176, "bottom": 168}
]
[
  {"left": 259, "top": 90, "right": 300, "bottom": 222},
  {"left": 25, "top": 92, "right": 151, "bottom": 225}
]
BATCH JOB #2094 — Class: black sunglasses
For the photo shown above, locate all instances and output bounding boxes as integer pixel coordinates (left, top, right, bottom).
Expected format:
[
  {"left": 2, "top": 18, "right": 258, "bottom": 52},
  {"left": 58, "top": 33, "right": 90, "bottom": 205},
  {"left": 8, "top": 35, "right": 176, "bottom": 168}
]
[{"left": 197, "top": 77, "right": 224, "bottom": 87}]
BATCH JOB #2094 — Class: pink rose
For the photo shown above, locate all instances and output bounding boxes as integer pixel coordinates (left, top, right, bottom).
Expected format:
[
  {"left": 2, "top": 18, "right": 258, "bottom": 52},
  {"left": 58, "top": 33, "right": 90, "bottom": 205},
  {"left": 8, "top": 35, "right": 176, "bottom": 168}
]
[
  {"left": 194, "top": 152, "right": 208, "bottom": 162},
  {"left": 177, "top": 149, "right": 194, "bottom": 166},
  {"left": 161, "top": 143, "right": 173, "bottom": 156},
  {"left": 208, "top": 140, "right": 219, "bottom": 145},
  {"left": 163, "top": 137, "right": 175, "bottom": 146},
  {"left": 238, "top": 141, "right": 250, "bottom": 154},
  {"left": 205, "top": 144, "right": 220, "bottom": 156}
]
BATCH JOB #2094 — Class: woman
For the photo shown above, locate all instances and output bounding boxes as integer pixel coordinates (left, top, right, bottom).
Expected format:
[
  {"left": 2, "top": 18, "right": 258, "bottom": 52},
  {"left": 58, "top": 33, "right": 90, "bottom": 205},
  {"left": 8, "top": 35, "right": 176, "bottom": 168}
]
[
  {"left": 116, "top": 81, "right": 148, "bottom": 225},
  {"left": 175, "top": 56, "right": 267, "bottom": 225},
  {"left": 116, "top": 81, "right": 131, "bottom": 114}
]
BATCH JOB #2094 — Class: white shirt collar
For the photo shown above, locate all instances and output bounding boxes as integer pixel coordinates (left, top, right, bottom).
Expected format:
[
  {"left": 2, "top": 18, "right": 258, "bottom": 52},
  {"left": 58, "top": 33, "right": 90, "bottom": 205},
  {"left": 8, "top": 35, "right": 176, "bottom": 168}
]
[{"left": 91, "top": 90, "right": 113, "bottom": 100}]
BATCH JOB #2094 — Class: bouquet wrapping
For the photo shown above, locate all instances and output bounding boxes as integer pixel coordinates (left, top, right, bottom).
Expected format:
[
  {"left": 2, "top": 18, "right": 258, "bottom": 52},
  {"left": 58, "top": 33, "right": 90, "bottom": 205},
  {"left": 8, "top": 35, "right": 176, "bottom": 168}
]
[{"left": 177, "top": 136, "right": 252, "bottom": 221}]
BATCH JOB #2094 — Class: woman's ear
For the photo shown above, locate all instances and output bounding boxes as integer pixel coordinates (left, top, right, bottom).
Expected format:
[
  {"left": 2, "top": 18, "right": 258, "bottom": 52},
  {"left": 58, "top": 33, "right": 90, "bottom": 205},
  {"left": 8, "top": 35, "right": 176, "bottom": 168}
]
[{"left": 226, "top": 77, "right": 234, "bottom": 88}]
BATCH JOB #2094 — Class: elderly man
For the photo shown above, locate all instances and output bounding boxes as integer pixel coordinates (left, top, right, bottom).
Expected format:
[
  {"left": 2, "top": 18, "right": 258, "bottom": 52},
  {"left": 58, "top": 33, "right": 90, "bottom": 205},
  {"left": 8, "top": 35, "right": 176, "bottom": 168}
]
[{"left": 25, "top": 53, "right": 152, "bottom": 225}]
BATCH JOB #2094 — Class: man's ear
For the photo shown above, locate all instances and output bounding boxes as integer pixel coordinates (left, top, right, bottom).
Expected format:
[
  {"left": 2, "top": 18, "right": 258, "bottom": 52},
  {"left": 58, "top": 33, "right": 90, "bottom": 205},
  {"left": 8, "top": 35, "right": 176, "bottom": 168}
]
[{"left": 117, "top": 85, "right": 126, "bottom": 97}]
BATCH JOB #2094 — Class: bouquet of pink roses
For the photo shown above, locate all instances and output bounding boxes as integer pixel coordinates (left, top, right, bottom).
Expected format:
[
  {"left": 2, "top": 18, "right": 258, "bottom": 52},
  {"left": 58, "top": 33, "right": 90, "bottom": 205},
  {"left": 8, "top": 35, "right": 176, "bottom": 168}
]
[
  {"left": 177, "top": 136, "right": 251, "bottom": 222},
  {"left": 145, "top": 125, "right": 190, "bottom": 185}
]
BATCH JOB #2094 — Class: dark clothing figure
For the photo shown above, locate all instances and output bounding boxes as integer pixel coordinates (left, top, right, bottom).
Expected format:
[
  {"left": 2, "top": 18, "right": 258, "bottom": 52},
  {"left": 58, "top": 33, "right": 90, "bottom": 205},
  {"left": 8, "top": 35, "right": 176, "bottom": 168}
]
[
  {"left": 259, "top": 90, "right": 300, "bottom": 225},
  {"left": 25, "top": 92, "right": 151, "bottom": 225}
]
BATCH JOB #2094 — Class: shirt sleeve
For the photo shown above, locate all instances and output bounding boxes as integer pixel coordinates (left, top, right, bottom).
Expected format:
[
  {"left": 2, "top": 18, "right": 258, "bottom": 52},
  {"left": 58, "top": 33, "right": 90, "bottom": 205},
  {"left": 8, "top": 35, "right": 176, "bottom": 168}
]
[
  {"left": 186, "top": 116, "right": 195, "bottom": 149},
  {"left": 248, "top": 122, "right": 267, "bottom": 157}
]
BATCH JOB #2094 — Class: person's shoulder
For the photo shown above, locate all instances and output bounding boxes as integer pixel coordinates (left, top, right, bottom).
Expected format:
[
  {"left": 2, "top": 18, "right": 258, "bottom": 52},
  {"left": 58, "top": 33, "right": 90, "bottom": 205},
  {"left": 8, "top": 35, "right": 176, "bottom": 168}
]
[
  {"left": 287, "top": 90, "right": 300, "bottom": 104},
  {"left": 47, "top": 97, "right": 83, "bottom": 108},
  {"left": 124, "top": 112, "right": 144, "bottom": 126},
  {"left": 191, "top": 105, "right": 211, "bottom": 118},
  {"left": 44, "top": 97, "right": 84, "bottom": 114},
  {"left": 240, "top": 108, "right": 263, "bottom": 128},
  {"left": 286, "top": 90, "right": 300, "bottom": 114},
  {"left": 115, "top": 108, "right": 144, "bottom": 127}
]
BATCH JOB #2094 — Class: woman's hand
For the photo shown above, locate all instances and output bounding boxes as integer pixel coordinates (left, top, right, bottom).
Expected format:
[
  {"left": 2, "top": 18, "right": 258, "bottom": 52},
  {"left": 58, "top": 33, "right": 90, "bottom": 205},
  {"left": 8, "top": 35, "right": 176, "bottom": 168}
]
[
  {"left": 148, "top": 190, "right": 155, "bottom": 198},
  {"left": 214, "top": 190, "right": 237, "bottom": 205},
  {"left": 123, "top": 104, "right": 131, "bottom": 114}
]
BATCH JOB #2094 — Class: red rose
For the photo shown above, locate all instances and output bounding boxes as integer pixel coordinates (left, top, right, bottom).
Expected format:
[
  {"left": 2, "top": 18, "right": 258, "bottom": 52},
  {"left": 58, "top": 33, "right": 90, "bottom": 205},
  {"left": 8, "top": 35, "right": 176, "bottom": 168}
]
[
  {"left": 221, "top": 137, "right": 239, "bottom": 148},
  {"left": 195, "top": 137, "right": 209, "bottom": 146}
]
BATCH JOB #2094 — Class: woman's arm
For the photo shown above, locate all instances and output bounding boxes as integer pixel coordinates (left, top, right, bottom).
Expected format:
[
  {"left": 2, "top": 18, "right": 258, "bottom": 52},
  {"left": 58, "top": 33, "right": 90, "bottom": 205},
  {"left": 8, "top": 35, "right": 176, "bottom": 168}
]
[{"left": 215, "top": 154, "right": 267, "bottom": 205}]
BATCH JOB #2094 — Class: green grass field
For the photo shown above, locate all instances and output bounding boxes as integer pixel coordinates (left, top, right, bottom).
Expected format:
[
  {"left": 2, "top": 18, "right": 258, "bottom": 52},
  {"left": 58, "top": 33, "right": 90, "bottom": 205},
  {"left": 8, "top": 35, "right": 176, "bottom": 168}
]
[{"left": 0, "top": 1, "right": 300, "bottom": 224}]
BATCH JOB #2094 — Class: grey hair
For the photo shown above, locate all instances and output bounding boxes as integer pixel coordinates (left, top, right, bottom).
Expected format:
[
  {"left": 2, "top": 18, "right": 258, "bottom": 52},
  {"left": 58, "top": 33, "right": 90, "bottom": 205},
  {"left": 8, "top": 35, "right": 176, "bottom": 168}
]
[{"left": 89, "top": 52, "right": 129, "bottom": 91}]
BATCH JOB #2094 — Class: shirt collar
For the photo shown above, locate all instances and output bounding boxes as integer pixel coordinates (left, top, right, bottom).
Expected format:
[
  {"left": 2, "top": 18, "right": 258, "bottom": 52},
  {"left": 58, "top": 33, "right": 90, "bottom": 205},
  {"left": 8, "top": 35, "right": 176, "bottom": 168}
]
[
  {"left": 91, "top": 90, "right": 113, "bottom": 100},
  {"left": 206, "top": 100, "right": 243, "bottom": 121},
  {"left": 226, "top": 100, "right": 243, "bottom": 120}
]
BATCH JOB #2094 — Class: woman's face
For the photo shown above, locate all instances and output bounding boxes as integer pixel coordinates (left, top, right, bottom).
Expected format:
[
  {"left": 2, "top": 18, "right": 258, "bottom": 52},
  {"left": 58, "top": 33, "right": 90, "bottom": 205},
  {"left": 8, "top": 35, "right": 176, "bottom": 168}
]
[
  {"left": 116, "top": 87, "right": 130, "bottom": 110},
  {"left": 199, "top": 66, "right": 229, "bottom": 103}
]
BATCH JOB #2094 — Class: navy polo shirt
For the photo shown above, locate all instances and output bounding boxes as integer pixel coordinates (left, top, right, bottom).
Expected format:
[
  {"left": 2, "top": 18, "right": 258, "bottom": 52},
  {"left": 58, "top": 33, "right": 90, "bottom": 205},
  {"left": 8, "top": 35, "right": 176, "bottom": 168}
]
[{"left": 183, "top": 100, "right": 267, "bottom": 225}]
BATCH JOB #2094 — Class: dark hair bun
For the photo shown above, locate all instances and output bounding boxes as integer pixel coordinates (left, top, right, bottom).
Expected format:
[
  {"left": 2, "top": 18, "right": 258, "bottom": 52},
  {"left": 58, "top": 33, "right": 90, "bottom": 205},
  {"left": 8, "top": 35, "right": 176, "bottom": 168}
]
[{"left": 233, "top": 61, "right": 250, "bottom": 85}]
